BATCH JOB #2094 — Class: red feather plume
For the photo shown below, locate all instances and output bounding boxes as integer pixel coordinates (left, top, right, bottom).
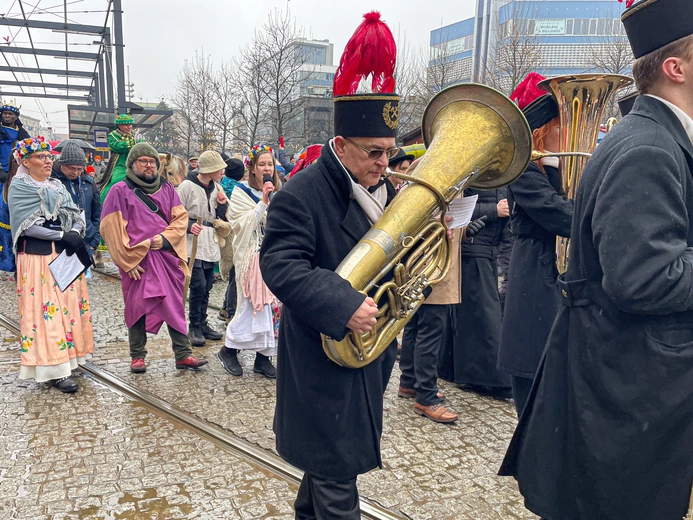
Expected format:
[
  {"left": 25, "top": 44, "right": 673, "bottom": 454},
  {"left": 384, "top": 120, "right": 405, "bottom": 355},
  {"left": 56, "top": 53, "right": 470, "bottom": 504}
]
[
  {"left": 618, "top": 0, "right": 635, "bottom": 8},
  {"left": 333, "top": 11, "right": 397, "bottom": 96},
  {"left": 510, "top": 72, "right": 548, "bottom": 110}
]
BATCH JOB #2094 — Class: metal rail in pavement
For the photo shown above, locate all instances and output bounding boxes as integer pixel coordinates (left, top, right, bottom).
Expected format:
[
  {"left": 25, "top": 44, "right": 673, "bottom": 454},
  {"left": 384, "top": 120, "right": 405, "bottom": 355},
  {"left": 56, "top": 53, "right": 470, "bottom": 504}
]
[{"left": 0, "top": 313, "right": 408, "bottom": 520}]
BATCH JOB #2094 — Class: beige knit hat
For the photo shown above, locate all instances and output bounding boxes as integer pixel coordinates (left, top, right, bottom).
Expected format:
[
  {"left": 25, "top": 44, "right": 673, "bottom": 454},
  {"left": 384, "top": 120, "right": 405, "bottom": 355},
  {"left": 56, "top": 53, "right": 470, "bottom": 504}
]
[{"left": 198, "top": 150, "right": 226, "bottom": 174}]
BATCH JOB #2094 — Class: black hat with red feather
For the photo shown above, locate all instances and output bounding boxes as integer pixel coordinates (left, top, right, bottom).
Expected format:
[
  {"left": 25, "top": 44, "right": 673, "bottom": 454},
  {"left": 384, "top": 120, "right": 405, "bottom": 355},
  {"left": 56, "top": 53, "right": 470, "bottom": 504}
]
[{"left": 333, "top": 12, "right": 400, "bottom": 138}]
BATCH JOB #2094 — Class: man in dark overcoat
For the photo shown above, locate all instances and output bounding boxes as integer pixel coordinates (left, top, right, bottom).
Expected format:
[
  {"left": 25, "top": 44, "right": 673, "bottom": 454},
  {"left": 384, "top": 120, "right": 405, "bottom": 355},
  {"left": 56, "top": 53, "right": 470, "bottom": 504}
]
[
  {"left": 500, "top": 2, "right": 693, "bottom": 519},
  {"left": 260, "top": 11, "right": 401, "bottom": 519}
]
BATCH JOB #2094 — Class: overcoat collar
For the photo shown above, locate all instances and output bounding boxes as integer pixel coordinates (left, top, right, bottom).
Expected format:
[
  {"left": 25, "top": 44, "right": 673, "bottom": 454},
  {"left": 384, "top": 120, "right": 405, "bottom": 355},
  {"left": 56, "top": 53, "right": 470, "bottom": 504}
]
[
  {"left": 315, "top": 142, "right": 371, "bottom": 243},
  {"left": 630, "top": 95, "right": 693, "bottom": 164}
]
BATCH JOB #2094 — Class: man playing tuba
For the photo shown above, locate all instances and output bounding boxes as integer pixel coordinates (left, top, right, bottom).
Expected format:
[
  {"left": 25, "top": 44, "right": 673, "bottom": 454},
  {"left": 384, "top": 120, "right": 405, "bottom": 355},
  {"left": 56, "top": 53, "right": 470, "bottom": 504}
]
[{"left": 260, "top": 12, "right": 399, "bottom": 519}]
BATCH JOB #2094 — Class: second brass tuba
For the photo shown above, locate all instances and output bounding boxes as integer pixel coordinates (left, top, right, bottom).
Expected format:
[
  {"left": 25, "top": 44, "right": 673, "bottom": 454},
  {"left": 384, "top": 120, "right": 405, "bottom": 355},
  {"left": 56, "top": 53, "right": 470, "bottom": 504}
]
[
  {"left": 538, "top": 74, "right": 633, "bottom": 273},
  {"left": 321, "top": 84, "right": 532, "bottom": 368}
]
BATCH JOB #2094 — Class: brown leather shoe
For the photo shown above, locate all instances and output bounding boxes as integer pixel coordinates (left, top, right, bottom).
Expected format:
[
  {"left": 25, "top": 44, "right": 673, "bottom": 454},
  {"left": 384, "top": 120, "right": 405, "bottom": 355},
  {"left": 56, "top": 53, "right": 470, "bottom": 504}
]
[
  {"left": 414, "top": 402, "right": 458, "bottom": 423},
  {"left": 398, "top": 386, "right": 445, "bottom": 401}
]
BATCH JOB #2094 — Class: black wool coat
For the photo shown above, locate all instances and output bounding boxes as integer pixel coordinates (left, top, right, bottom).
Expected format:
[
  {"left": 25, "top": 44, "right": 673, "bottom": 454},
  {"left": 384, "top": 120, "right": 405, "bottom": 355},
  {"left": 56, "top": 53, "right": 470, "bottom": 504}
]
[
  {"left": 51, "top": 166, "right": 103, "bottom": 250},
  {"left": 260, "top": 144, "right": 397, "bottom": 481},
  {"left": 461, "top": 187, "right": 508, "bottom": 259},
  {"left": 497, "top": 163, "right": 573, "bottom": 378},
  {"left": 500, "top": 95, "right": 693, "bottom": 520}
]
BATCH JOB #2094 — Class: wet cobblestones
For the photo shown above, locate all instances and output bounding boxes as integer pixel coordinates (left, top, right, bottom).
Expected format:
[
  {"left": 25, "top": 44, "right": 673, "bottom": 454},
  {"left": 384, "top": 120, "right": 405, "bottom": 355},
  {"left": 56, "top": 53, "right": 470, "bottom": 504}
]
[{"left": 0, "top": 269, "right": 537, "bottom": 519}]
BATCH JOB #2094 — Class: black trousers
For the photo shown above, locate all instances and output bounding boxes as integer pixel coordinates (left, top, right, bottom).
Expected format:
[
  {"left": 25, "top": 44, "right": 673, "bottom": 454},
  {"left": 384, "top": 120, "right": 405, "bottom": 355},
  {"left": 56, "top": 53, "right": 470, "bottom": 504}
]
[
  {"left": 511, "top": 375, "right": 534, "bottom": 418},
  {"left": 222, "top": 266, "right": 237, "bottom": 316},
  {"left": 399, "top": 304, "right": 448, "bottom": 406},
  {"left": 128, "top": 315, "right": 192, "bottom": 362},
  {"left": 188, "top": 261, "right": 215, "bottom": 327},
  {"left": 294, "top": 473, "right": 359, "bottom": 520}
]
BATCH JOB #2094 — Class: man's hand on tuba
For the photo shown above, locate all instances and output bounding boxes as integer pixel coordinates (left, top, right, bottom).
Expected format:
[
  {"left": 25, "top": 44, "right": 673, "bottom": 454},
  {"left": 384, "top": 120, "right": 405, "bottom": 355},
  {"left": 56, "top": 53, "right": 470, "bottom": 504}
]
[{"left": 347, "top": 297, "right": 379, "bottom": 335}]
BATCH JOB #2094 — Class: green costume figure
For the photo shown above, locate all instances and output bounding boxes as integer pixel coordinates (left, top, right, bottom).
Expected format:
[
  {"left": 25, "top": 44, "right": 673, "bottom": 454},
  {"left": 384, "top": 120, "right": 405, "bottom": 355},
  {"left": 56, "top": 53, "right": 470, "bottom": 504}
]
[{"left": 101, "top": 114, "right": 136, "bottom": 203}]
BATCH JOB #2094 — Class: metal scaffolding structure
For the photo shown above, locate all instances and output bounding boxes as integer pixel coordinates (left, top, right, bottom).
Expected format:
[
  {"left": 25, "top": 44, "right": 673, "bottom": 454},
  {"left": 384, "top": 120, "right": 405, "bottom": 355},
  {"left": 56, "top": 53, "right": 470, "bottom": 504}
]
[{"left": 0, "top": 0, "right": 171, "bottom": 142}]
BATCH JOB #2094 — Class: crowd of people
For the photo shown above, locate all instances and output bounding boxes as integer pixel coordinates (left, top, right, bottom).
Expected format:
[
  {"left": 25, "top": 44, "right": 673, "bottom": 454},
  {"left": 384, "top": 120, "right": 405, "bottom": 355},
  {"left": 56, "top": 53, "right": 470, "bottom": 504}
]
[{"left": 0, "top": 0, "right": 692, "bottom": 518}]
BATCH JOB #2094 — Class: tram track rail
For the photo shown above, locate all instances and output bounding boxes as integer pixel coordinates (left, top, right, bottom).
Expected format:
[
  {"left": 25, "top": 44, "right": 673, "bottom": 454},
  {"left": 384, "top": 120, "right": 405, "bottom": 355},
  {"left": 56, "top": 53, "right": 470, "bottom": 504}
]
[{"left": 0, "top": 312, "right": 409, "bottom": 520}]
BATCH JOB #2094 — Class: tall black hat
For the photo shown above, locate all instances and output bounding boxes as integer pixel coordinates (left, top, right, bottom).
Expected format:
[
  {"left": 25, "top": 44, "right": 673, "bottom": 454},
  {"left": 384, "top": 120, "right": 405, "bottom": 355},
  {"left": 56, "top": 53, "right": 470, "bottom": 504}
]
[
  {"left": 618, "top": 92, "right": 639, "bottom": 117},
  {"left": 622, "top": 0, "right": 693, "bottom": 59},
  {"left": 333, "top": 12, "right": 399, "bottom": 138}
]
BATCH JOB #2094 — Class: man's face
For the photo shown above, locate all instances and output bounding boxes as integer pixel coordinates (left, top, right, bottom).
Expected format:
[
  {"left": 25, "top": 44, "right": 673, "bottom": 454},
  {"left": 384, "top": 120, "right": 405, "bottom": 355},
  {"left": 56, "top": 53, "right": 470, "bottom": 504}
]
[
  {"left": 118, "top": 124, "right": 132, "bottom": 134},
  {"left": 61, "top": 163, "right": 84, "bottom": 181},
  {"left": 1, "top": 111, "right": 17, "bottom": 127},
  {"left": 94, "top": 158, "right": 101, "bottom": 164},
  {"left": 335, "top": 136, "right": 396, "bottom": 188},
  {"left": 189, "top": 159, "right": 199, "bottom": 169},
  {"left": 132, "top": 156, "right": 159, "bottom": 182},
  {"left": 391, "top": 159, "right": 411, "bottom": 174}
]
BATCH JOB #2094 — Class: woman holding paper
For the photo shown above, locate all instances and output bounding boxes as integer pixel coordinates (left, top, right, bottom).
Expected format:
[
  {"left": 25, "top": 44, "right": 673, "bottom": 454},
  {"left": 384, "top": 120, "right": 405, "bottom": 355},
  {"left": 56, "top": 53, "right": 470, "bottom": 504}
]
[
  {"left": 9, "top": 136, "right": 94, "bottom": 394},
  {"left": 497, "top": 74, "right": 574, "bottom": 417}
]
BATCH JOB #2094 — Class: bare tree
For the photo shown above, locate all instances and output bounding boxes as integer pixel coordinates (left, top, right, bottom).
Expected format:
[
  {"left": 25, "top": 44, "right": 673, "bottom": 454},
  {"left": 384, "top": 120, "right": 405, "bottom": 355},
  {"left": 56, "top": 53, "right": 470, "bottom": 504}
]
[
  {"left": 587, "top": 34, "right": 633, "bottom": 75},
  {"left": 425, "top": 39, "right": 470, "bottom": 94},
  {"left": 394, "top": 35, "right": 429, "bottom": 137},
  {"left": 230, "top": 40, "right": 271, "bottom": 150},
  {"left": 485, "top": 18, "right": 544, "bottom": 96},
  {"left": 255, "top": 9, "right": 313, "bottom": 146},
  {"left": 171, "top": 63, "right": 196, "bottom": 157},
  {"left": 209, "top": 62, "right": 238, "bottom": 152}
]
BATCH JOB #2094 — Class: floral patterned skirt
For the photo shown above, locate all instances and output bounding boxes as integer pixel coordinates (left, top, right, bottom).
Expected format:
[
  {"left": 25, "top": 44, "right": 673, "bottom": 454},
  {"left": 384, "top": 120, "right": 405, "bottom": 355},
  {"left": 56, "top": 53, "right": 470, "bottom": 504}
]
[{"left": 16, "top": 249, "right": 94, "bottom": 382}]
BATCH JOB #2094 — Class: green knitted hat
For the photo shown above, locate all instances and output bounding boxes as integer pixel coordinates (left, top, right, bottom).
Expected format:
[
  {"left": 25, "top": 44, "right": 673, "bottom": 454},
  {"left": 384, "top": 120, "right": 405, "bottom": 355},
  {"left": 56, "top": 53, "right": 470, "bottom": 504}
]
[
  {"left": 126, "top": 142, "right": 160, "bottom": 169},
  {"left": 114, "top": 113, "right": 135, "bottom": 126}
]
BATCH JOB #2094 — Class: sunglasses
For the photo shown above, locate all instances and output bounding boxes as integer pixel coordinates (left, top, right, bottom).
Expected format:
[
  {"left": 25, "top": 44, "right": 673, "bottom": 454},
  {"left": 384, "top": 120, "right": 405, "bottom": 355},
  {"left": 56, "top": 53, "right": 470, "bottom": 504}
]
[{"left": 345, "top": 137, "right": 400, "bottom": 160}]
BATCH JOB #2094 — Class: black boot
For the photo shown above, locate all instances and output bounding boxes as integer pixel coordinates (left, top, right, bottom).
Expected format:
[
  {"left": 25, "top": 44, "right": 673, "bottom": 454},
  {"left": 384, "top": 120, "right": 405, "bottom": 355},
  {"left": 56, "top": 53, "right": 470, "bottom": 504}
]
[
  {"left": 200, "top": 322, "right": 223, "bottom": 341},
  {"left": 253, "top": 353, "right": 277, "bottom": 379},
  {"left": 217, "top": 347, "right": 242, "bottom": 376},
  {"left": 54, "top": 376, "right": 79, "bottom": 393},
  {"left": 188, "top": 325, "right": 205, "bottom": 347}
]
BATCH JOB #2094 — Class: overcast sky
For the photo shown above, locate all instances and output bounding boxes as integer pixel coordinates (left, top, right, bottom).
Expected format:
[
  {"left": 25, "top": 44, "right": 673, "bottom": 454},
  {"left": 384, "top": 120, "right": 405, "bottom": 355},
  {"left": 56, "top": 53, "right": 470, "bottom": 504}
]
[{"left": 7, "top": 0, "right": 478, "bottom": 134}]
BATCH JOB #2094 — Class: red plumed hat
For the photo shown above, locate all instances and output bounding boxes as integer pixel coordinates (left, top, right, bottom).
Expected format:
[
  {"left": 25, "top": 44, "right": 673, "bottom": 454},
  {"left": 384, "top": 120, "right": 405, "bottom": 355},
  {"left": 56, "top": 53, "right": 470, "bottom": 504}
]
[
  {"left": 333, "top": 12, "right": 400, "bottom": 138},
  {"left": 333, "top": 11, "right": 396, "bottom": 96},
  {"left": 510, "top": 72, "right": 547, "bottom": 110}
]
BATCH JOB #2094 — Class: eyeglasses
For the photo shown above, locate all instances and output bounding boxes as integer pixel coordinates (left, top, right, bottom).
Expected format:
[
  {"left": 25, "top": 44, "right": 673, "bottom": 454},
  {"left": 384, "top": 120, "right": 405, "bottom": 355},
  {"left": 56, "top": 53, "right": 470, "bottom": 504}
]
[
  {"left": 136, "top": 159, "right": 158, "bottom": 167},
  {"left": 344, "top": 137, "right": 400, "bottom": 160},
  {"left": 31, "top": 154, "right": 52, "bottom": 162}
]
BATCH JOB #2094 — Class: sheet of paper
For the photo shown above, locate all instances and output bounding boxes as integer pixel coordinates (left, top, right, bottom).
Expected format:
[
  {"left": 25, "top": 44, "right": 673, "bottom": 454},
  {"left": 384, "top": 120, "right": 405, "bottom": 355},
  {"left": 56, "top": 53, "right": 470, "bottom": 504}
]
[
  {"left": 447, "top": 195, "right": 478, "bottom": 229},
  {"left": 49, "top": 250, "right": 89, "bottom": 292}
]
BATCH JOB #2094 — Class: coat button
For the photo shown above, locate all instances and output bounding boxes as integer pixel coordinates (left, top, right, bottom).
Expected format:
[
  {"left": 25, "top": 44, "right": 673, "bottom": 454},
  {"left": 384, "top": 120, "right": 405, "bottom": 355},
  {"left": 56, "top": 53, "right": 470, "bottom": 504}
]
[{"left": 561, "top": 289, "right": 568, "bottom": 298}]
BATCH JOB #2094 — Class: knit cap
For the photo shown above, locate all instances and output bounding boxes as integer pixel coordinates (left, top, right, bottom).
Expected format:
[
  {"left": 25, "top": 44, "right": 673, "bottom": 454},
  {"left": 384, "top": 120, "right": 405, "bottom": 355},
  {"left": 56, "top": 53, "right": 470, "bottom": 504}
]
[
  {"left": 126, "top": 142, "right": 160, "bottom": 169},
  {"left": 58, "top": 141, "right": 87, "bottom": 166}
]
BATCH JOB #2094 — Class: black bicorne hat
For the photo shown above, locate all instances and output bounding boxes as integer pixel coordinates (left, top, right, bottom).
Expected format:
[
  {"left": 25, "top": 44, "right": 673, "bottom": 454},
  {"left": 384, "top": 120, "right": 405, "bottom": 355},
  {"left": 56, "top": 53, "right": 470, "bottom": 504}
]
[
  {"left": 618, "top": 92, "right": 639, "bottom": 117},
  {"left": 333, "top": 12, "right": 400, "bottom": 138},
  {"left": 388, "top": 148, "right": 415, "bottom": 167},
  {"left": 622, "top": 0, "right": 693, "bottom": 59},
  {"left": 522, "top": 94, "right": 559, "bottom": 132}
]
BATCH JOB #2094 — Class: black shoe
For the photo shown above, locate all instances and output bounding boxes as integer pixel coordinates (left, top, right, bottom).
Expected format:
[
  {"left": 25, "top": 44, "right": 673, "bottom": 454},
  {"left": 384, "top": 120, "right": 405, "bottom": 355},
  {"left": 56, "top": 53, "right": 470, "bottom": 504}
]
[
  {"left": 253, "top": 353, "right": 277, "bottom": 379},
  {"left": 217, "top": 347, "right": 242, "bottom": 376},
  {"left": 188, "top": 325, "right": 206, "bottom": 347},
  {"left": 461, "top": 384, "right": 513, "bottom": 401},
  {"left": 200, "top": 322, "right": 223, "bottom": 341},
  {"left": 54, "top": 377, "right": 79, "bottom": 393}
]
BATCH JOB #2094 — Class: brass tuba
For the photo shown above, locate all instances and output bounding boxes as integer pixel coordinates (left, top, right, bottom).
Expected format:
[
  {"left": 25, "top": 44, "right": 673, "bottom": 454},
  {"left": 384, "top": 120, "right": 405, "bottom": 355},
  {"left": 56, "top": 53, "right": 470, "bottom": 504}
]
[
  {"left": 321, "top": 84, "right": 532, "bottom": 368},
  {"left": 538, "top": 74, "right": 633, "bottom": 273}
]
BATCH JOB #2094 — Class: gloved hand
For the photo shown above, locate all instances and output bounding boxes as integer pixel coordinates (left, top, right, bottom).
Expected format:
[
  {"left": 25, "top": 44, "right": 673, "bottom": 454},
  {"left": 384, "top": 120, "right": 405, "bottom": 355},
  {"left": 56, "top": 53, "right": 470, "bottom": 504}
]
[
  {"left": 465, "top": 215, "right": 487, "bottom": 239},
  {"left": 61, "top": 230, "right": 84, "bottom": 256}
]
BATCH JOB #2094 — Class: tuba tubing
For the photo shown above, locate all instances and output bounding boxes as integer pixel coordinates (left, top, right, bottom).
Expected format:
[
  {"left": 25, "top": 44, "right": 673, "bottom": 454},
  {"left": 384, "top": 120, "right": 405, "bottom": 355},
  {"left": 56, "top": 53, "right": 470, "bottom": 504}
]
[{"left": 321, "top": 84, "right": 532, "bottom": 368}]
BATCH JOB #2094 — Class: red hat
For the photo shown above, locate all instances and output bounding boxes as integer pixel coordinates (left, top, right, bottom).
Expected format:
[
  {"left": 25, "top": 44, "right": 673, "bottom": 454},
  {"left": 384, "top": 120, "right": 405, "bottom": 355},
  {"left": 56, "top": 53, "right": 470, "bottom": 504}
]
[{"left": 510, "top": 72, "right": 547, "bottom": 110}]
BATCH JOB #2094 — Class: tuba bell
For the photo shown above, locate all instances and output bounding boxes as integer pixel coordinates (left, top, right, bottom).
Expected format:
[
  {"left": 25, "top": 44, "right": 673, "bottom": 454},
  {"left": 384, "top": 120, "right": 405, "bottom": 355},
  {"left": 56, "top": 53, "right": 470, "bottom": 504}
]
[
  {"left": 321, "top": 84, "right": 532, "bottom": 368},
  {"left": 538, "top": 74, "right": 633, "bottom": 273}
]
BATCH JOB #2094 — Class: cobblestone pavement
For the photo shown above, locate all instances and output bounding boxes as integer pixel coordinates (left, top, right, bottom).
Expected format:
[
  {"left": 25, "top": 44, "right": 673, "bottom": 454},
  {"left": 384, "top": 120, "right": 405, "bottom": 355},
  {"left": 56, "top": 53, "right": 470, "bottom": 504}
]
[
  {"left": 0, "top": 270, "right": 537, "bottom": 519},
  {"left": 0, "top": 370, "right": 298, "bottom": 519}
]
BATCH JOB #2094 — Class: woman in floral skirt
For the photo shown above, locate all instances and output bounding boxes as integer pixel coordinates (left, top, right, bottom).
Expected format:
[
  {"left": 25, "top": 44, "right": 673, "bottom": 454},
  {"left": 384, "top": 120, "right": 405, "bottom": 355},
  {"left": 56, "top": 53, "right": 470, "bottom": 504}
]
[{"left": 9, "top": 137, "right": 94, "bottom": 393}]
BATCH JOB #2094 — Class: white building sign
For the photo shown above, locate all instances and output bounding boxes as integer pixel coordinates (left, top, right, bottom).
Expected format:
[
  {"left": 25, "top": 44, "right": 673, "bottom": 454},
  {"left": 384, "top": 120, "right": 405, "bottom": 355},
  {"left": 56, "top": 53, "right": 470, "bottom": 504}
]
[{"left": 535, "top": 19, "right": 566, "bottom": 35}]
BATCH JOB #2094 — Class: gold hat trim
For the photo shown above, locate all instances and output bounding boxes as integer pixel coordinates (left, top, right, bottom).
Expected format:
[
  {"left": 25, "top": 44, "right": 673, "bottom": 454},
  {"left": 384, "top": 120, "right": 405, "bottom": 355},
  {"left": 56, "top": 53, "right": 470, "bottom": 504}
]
[
  {"left": 334, "top": 95, "right": 400, "bottom": 102},
  {"left": 621, "top": 0, "right": 659, "bottom": 20}
]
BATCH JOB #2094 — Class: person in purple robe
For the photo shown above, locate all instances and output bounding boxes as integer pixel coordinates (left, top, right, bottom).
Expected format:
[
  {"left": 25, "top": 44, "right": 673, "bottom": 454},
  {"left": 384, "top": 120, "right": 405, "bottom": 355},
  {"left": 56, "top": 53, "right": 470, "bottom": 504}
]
[{"left": 100, "top": 142, "right": 208, "bottom": 373}]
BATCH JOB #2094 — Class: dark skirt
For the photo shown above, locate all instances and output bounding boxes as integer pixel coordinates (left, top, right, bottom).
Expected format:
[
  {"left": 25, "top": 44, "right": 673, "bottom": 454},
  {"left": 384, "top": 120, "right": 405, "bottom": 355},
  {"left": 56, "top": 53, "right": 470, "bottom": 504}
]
[{"left": 438, "top": 256, "right": 510, "bottom": 388}]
